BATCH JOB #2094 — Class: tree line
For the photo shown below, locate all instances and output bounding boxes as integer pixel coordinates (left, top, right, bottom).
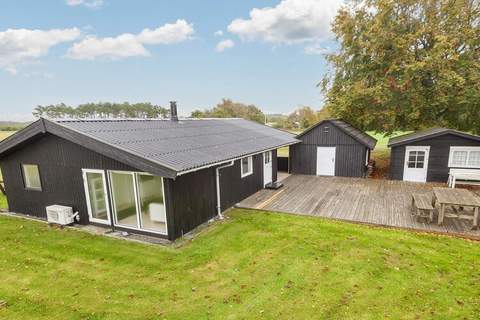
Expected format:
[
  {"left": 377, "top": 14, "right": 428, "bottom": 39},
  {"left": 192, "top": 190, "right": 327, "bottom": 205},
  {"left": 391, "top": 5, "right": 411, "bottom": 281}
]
[
  {"left": 30, "top": 99, "right": 327, "bottom": 130},
  {"left": 32, "top": 102, "right": 169, "bottom": 119}
]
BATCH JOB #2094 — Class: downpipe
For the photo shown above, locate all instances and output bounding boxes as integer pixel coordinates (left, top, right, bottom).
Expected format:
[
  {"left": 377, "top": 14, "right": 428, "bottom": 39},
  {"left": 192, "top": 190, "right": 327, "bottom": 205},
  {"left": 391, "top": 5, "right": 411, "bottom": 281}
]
[{"left": 215, "top": 160, "right": 235, "bottom": 219}]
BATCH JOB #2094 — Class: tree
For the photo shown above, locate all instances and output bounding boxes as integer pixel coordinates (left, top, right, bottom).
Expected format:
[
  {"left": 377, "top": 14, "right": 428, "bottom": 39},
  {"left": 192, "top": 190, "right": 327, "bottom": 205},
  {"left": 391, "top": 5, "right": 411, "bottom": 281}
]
[
  {"left": 321, "top": 0, "right": 480, "bottom": 134},
  {"left": 191, "top": 99, "right": 265, "bottom": 123},
  {"left": 286, "top": 106, "right": 319, "bottom": 129},
  {"left": 316, "top": 107, "right": 332, "bottom": 122},
  {"left": 33, "top": 102, "right": 168, "bottom": 119}
]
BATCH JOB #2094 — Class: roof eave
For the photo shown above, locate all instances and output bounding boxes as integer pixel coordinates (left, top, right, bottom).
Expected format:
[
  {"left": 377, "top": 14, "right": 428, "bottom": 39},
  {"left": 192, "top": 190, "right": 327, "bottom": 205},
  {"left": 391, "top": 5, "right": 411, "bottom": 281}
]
[
  {"left": 176, "top": 139, "right": 300, "bottom": 176},
  {"left": 387, "top": 130, "right": 480, "bottom": 148}
]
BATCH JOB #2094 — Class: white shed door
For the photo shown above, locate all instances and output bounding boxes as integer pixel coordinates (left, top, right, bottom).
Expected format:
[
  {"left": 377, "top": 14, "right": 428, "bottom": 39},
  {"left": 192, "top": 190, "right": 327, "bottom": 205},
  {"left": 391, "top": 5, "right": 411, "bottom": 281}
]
[
  {"left": 263, "top": 151, "right": 272, "bottom": 186},
  {"left": 403, "top": 146, "right": 430, "bottom": 183},
  {"left": 316, "top": 147, "right": 336, "bottom": 176}
]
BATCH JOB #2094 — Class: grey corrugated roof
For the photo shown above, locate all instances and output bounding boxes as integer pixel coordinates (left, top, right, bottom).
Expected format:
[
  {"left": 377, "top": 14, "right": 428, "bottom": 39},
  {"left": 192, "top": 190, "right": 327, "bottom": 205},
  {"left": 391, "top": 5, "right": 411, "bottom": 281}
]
[
  {"left": 297, "top": 119, "right": 377, "bottom": 149},
  {"left": 55, "top": 118, "right": 299, "bottom": 174},
  {"left": 387, "top": 128, "right": 480, "bottom": 147}
]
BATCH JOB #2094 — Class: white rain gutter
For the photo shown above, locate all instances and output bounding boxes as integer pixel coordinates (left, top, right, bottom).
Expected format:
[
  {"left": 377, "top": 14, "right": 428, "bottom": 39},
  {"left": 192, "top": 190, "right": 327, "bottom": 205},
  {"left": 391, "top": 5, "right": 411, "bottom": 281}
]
[{"left": 215, "top": 160, "right": 235, "bottom": 219}]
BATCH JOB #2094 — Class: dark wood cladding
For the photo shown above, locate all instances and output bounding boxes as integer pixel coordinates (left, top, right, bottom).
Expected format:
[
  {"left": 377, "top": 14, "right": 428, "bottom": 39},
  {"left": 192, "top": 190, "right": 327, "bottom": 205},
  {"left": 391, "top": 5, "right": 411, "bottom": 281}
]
[
  {"left": 219, "top": 154, "right": 264, "bottom": 211},
  {"left": 290, "top": 121, "right": 369, "bottom": 177},
  {"left": 389, "top": 134, "right": 480, "bottom": 182},
  {"left": 1, "top": 131, "right": 278, "bottom": 240},
  {"left": 0, "top": 133, "right": 136, "bottom": 223},
  {"left": 166, "top": 167, "right": 217, "bottom": 240},
  {"left": 277, "top": 156, "right": 289, "bottom": 172}
]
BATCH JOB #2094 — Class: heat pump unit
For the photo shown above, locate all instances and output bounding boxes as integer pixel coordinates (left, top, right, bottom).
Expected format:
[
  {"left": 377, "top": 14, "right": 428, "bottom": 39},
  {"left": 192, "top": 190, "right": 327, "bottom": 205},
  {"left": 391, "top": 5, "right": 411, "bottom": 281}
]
[{"left": 46, "top": 205, "right": 76, "bottom": 225}]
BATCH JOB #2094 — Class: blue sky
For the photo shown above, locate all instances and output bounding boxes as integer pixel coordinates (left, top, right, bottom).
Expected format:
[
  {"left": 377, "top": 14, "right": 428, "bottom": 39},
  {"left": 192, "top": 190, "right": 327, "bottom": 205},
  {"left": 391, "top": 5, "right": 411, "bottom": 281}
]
[{"left": 0, "top": 0, "right": 342, "bottom": 121}]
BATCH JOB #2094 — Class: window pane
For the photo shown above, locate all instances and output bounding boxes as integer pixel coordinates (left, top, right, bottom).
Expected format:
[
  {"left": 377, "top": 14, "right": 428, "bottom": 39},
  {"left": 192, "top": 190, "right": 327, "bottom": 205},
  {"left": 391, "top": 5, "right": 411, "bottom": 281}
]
[
  {"left": 468, "top": 151, "right": 480, "bottom": 167},
  {"left": 85, "top": 172, "right": 108, "bottom": 221},
  {"left": 416, "top": 161, "right": 424, "bottom": 168},
  {"left": 242, "top": 158, "right": 249, "bottom": 174},
  {"left": 452, "top": 151, "right": 468, "bottom": 166},
  {"left": 264, "top": 152, "right": 271, "bottom": 164},
  {"left": 138, "top": 174, "right": 166, "bottom": 233},
  {"left": 23, "top": 164, "right": 41, "bottom": 190},
  {"left": 110, "top": 172, "right": 137, "bottom": 228},
  {"left": 408, "top": 162, "right": 416, "bottom": 168},
  {"left": 408, "top": 151, "right": 417, "bottom": 162}
]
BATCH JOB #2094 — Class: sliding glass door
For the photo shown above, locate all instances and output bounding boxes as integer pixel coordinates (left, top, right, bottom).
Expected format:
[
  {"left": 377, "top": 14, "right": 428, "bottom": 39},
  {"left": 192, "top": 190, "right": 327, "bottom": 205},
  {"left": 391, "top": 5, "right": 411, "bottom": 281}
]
[
  {"left": 110, "top": 171, "right": 139, "bottom": 228},
  {"left": 137, "top": 174, "right": 167, "bottom": 233},
  {"left": 108, "top": 171, "right": 167, "bottom": 235}
]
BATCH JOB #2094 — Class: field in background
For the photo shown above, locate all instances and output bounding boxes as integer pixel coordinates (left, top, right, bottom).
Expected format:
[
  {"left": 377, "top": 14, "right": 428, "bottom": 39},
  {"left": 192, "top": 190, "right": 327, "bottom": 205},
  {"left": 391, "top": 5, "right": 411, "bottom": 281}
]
[
  {"left": 0, "top": 131, "right": 15, "bottom": 141},
  {"left": 368, "top": 131, "right": 410, "bottom": 178},
  {"left": 0, "top": 209, "right": 479, "bottom": 319},
  {"left": 0, "top": 131, "right": 15, "bottom": 209}
]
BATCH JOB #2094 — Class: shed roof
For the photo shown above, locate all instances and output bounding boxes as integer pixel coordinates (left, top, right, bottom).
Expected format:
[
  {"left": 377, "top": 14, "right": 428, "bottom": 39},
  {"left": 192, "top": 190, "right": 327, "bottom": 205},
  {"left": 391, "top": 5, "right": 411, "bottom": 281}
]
[
  {"left": 297, "top": 119, "right": 377, "bottom": 149},
  {"left": 387, "top": 128, "right": 480, "bottom": 147},
  {"left": 0, "top": 118, "right": 299, "bottom": 178}
]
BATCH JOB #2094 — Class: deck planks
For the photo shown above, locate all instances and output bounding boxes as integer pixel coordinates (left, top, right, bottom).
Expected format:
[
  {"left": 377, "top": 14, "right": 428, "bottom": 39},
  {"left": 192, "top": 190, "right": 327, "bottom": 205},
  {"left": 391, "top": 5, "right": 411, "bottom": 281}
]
[{"left": 238, "top": 175, "right": 480, "bottom": 239}]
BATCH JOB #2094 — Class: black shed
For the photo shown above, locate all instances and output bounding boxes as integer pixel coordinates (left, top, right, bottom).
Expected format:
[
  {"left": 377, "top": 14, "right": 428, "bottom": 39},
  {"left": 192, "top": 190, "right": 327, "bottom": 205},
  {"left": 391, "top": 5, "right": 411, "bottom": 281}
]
[
  {"left": 290, "top": 119, "right": 377, "bottom": 177},
  {"left": 388, "top": 128, "right": 480, "bottom": 183},
  {"left": 0, "top": 116, "right": 298, "bottom": 241}
]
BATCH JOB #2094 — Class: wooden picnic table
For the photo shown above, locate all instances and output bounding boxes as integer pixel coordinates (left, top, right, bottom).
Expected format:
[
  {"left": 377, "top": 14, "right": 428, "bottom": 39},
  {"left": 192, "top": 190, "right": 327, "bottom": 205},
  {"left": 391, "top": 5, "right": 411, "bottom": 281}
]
[{"left": 433, "top": 187, "right": 480, "bottom": 229}]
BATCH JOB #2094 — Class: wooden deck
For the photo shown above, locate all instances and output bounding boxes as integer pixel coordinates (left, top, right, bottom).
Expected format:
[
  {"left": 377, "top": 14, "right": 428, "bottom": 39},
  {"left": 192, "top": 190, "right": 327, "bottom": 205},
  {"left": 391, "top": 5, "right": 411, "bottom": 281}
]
[{"left": 238, "top": 175, "right": 480, "bottom": 239}]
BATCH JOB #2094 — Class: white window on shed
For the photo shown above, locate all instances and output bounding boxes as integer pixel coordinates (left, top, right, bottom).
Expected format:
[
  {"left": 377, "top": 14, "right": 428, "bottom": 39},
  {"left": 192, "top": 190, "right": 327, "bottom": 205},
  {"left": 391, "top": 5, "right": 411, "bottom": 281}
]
[
  {"left": 448, "top": 147, "right": 480, "bottom": 168},
  {"left": 22, "top": 164, "right": 42, "bottom": 191},
  {"left": 241, "top": 156, "right": 253, "bottom": 178}
]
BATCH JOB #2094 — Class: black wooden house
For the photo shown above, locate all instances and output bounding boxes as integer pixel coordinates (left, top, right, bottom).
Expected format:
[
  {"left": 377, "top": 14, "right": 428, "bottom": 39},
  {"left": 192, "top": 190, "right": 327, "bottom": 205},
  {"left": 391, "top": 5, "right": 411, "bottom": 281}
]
[
  {"left": 388, "top": 128, "right": 480, "bottom": 183},
  {"left": 0, "top": 110, "right": 298, "bottom": 240},
  {"left": 290, "top": 119, "right": 377, "bottom": 177}
]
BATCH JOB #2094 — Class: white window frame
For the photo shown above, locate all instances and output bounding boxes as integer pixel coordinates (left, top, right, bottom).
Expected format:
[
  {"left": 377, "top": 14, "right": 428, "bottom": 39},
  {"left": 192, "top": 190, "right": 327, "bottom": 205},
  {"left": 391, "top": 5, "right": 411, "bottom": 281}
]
[
  {"left": 448, "top": 147, "right": 480, "bottom": 169},
  {"left": 108, "top": 170, "right": 169, "bottom": 236},
  {"left": 21, "top": 164, "right": 42, "bottom": 191},
  {"left": 82, "top": 169, "right": 111, "bottom": 225},
  {"left": 241, "top": 156, "right": 253, "bottom": 178}
]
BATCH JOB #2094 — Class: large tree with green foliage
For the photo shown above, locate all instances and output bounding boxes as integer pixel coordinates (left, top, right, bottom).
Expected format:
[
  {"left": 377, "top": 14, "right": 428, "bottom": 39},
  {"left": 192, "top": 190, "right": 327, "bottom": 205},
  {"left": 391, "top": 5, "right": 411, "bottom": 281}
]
[
  {"left": 322, "top": 0, "right": 480, "bottom": 134},
  {"left": 191, "top": 99, "right": 265, "bottom": 123},
  {"left": 33, "top": 102, "right": 168, "bottom": 119}
]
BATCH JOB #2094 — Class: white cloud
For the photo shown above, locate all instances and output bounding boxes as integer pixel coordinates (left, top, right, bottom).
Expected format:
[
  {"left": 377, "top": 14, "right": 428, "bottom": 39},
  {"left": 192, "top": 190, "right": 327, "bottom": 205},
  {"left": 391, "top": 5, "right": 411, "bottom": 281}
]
[
  {"left": 0, "top": 28, "right": 81, "bottom": 74},
  {"left": 66, "top": 0, "right": 104, "bottom": 8},
  {"left": 67, "top": 34, "right": 149, "bottom": 60},
  {"left": 216, "top": 39, "right": 235, "bottom": 52},
  {"left": 304, "top": 44, "right": 331, "bottom": 55},
  {"left": 67, "top": 19, "right": 194, "bottom": 60},
  {"left": 228, "top": 0, "right": 343, "bottom": 45},
  {"left": 214, "top": 30, "right": 223, "bottom": 36},
  {"left": 137, "top": 20, "right": 194, "bottom": 45}
]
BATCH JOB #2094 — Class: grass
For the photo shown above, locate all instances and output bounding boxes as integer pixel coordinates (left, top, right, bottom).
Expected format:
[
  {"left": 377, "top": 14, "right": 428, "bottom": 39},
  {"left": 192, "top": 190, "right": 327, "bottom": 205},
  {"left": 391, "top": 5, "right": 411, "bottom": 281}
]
[
  {"left": 0, "top": 209, "right": 479, "bottom": 319},
  {"left": 0, "top": 192, "right": 6, "bottom": 210}
]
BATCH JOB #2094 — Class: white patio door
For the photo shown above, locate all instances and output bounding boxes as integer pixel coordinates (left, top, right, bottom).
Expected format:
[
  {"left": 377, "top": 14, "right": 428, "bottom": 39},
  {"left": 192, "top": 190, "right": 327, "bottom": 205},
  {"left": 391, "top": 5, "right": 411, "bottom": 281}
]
[
  {"left": 317, "top": 147, "right": 336, "bottom": 176},
  {"left": 263, "top": 151, "right": 273, "bottom": 186},
  {"left": 82, "top": 169, "right": 111, "bottom": 225},
  {"left": 403, "top": 146, "right": 430, "bottom": 183}
]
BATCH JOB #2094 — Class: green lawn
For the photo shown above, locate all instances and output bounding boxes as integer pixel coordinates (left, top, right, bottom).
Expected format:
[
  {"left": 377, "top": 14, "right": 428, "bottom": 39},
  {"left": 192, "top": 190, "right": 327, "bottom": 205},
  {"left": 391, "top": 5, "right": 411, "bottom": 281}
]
[
  {"left": 0, "top": 192, "right": 6, "bottom": 210},
  {"left": 0, "top": 209, "right": 479, "bottom": 319}
]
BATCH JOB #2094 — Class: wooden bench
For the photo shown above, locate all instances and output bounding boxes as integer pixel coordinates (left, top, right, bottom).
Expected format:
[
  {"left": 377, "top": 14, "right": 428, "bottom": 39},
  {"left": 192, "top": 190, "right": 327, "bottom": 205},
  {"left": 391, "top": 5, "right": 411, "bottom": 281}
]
[
  {"left": 411, "top": 193, "right": 435, "bottom": 222},
  {"left": 448, "top": 169, "right": 480, "bottom": 188}
]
